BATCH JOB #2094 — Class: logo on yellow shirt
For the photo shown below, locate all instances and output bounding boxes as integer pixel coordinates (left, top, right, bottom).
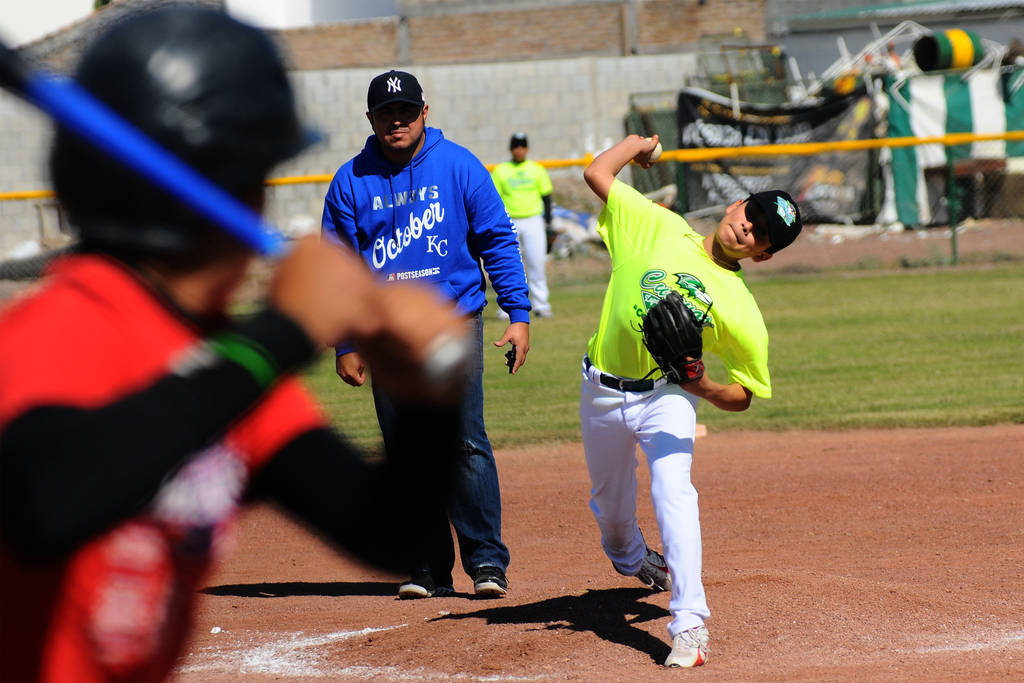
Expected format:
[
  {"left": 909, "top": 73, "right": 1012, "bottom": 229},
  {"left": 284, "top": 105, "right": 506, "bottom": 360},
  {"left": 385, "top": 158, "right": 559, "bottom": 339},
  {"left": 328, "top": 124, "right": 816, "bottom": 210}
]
[{"left": 635, "top": 269, "right": 714, "bottom": 328}]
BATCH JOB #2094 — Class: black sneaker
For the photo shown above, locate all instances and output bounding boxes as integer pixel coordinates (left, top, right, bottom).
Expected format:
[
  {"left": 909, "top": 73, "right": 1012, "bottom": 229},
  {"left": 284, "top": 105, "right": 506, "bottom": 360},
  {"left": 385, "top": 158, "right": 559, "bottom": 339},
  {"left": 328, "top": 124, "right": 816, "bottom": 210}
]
[
  {"left": 634, "top": 546, "right": 671, "bottom": 592},
  {"left": 472, "top": 566, "right": 508, "bottom": 598},
  {"left": 398, "top": 572, "right": 454, "bottom": 599}
]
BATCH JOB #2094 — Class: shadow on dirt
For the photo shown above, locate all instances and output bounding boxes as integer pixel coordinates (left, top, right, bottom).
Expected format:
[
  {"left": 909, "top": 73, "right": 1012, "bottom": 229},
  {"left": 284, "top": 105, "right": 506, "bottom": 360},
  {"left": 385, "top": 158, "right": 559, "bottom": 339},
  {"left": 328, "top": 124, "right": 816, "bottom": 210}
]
[
  {"left": 201, "top": 581, "right": 397, "bottom": 598},
  {"left": 432, "top": 587, "right": 671, "bottom": 665}
]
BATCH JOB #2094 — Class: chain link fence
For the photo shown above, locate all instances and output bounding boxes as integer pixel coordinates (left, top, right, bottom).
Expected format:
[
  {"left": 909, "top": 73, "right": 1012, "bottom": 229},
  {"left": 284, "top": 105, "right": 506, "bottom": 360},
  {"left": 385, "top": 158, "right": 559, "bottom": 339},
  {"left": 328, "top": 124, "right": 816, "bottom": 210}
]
[{"left": 922, "top": 156, "right": 1024, "bottom": 226}]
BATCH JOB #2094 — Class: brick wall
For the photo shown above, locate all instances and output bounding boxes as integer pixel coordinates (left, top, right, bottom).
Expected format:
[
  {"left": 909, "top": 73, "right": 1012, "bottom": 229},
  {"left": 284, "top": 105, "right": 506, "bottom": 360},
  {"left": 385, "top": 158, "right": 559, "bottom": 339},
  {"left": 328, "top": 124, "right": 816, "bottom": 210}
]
[
  {"left": 637, "top": 0, "right": 766, "bottom": 51},
  {"left": 24, "top": 1, "right": 768, "bottom": 72},
  {"left": 407, "top": 5, "right": 626, "bottom": 63},
  {"left": 273, "top": 19, "right": 399, "bottom": 70},
  {"left": 25, "top": 1, "right": 766, "bottom": 72},
  {"left": 272, "top": 1, "right": 768, "bottom": 69}
]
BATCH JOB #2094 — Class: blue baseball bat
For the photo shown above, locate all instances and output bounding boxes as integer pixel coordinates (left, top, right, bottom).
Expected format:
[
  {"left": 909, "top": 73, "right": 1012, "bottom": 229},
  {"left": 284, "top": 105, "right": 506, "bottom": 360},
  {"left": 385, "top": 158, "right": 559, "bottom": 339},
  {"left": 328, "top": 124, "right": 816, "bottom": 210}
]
[{"left": 0, "top": 41, "right": 288, "bottom": 258}]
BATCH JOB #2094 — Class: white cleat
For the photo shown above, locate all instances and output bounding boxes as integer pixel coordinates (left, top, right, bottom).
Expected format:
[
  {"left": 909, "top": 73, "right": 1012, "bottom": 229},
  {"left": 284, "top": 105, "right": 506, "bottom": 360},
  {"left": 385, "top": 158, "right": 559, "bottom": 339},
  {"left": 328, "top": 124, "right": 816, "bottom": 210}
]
[{"left": 664, "top": 625, "right": 709, "bottom": 668}]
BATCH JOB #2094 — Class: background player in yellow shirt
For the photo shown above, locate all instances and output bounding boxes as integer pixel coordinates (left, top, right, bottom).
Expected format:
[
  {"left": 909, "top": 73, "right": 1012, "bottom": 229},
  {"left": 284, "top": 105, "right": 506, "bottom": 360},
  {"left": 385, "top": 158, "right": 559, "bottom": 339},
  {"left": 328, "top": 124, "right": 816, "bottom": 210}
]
[
  {"left": 491, "top": 132, "right": 555, "bottom": 317},
  {"left": 579, "top": 134, "right": 802, "bottom": 668}
]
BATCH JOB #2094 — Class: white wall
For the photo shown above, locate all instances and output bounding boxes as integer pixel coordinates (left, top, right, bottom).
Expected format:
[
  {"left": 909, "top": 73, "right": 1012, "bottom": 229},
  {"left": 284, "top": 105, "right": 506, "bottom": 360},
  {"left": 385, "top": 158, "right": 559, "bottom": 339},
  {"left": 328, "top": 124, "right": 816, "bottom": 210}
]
[
  {"left": 0, "top": 0, "right": 94, "bottom": 46},
  {"left": 224, "top": 0, "right": 396, "bottom": 29}
]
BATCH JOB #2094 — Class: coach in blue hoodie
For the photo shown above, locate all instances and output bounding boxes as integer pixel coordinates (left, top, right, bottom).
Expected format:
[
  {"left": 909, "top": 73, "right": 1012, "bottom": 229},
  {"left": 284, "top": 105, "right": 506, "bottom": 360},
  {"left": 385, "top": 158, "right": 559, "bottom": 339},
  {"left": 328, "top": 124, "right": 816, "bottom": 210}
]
[{"left": 322, "top": 70, "right": 530, "bottom": 600}]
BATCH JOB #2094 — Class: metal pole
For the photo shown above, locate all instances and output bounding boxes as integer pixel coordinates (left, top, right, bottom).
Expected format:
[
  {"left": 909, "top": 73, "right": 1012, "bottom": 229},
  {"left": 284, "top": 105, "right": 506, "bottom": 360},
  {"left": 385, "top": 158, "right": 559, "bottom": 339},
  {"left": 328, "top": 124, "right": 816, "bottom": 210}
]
[
  {"left": 676, "top": 162, "right": 688, "bottom": 214},
  {"left": 946, "top": 154, "right": 959, "bottom": 265}
]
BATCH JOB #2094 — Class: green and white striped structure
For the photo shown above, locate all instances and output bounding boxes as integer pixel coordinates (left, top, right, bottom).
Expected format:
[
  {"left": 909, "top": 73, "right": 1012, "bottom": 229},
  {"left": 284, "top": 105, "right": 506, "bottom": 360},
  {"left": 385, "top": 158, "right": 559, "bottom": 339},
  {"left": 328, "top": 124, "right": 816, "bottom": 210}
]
[{"left": 887, "top": 68, "right": 1024, "bottom": 226}]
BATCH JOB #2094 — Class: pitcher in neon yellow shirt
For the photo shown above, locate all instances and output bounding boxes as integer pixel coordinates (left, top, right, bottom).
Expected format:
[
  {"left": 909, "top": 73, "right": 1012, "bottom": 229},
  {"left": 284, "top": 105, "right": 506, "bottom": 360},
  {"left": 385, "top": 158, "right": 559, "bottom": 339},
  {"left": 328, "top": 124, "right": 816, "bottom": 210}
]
[
  {"left": 491, "top": 132, "right": 555, "bottom": 317},
  {"left": 578, "top": 134, "right": 802, "bottom": 669}
]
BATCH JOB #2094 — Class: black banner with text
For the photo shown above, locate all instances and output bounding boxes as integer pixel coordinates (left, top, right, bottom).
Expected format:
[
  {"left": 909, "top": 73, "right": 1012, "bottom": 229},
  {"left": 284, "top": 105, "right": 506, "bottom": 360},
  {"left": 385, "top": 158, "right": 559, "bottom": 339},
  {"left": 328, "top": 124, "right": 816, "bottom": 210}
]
[{"left": 676, "top": 87, "right": 877, "bottom": 223}]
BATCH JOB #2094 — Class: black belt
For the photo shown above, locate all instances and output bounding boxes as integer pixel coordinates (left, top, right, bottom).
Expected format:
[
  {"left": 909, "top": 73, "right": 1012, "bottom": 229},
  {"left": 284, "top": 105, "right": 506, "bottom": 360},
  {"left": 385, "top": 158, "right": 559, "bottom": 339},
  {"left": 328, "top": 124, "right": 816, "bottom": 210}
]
[{"left": 584, "top": 356, "right": 656, "bottom": 392}]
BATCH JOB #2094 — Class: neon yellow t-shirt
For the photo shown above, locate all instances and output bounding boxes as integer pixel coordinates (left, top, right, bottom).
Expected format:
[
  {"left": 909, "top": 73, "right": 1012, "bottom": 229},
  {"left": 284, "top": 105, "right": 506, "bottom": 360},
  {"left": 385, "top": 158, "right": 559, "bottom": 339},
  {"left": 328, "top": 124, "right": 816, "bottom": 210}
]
[
  {"left": 586, "top": 179, "right": 772, "bottom": 398},
  {"left": 490, "top": 160, "right": 553, "bottom": 218}
]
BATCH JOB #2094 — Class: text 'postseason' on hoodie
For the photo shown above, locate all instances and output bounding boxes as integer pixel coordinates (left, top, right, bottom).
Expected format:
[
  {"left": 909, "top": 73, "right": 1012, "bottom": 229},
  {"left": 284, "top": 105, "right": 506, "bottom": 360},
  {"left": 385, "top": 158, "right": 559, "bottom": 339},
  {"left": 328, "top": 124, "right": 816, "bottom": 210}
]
[{"left": 322, "top": 127, "right": 531, "bottom": 331}]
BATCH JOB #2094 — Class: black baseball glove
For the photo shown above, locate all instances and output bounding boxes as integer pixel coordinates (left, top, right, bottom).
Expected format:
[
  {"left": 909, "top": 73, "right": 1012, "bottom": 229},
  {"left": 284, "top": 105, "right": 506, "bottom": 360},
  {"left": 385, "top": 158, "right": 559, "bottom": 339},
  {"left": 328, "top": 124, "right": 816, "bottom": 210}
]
[{"left": 639, "top": 291, "right": 705, "bottom": 384}]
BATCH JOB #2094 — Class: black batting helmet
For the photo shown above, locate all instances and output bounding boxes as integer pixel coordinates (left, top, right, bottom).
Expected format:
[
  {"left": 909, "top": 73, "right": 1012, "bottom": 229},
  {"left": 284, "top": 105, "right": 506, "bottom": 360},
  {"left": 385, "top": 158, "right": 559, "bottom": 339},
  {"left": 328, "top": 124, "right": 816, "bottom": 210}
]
[{"left": 50, "top": 6, "right": 318, "bottom": 256}]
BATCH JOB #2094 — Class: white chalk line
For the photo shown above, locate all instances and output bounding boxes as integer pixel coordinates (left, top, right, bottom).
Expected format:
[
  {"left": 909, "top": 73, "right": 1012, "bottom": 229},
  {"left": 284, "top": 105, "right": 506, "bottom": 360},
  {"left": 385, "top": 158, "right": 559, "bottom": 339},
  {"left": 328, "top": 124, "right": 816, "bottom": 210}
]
[
  {"left": 903, "top": 627, "right": 1024, "bottom": 654},
  {"left": 177, "top": 625, "right": 406, "bottom": 677},
  {"left": 177, "top": 624, "right": 549, "bottom": 680}
]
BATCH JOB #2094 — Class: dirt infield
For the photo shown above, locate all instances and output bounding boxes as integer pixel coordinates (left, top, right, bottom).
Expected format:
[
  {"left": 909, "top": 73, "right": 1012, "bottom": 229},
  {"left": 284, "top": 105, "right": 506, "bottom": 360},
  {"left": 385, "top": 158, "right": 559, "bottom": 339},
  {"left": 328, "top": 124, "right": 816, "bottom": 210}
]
[{"left": 173, "top": 425, "right": 1023, "bottom": 681}]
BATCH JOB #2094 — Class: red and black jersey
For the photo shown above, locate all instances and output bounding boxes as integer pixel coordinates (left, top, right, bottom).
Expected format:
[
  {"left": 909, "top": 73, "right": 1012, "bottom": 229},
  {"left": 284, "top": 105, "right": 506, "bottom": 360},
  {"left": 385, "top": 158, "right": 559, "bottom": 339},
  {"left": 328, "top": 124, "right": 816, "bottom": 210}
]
[{"left": 0, "top": 254, "right": 325, "bottom": 682}]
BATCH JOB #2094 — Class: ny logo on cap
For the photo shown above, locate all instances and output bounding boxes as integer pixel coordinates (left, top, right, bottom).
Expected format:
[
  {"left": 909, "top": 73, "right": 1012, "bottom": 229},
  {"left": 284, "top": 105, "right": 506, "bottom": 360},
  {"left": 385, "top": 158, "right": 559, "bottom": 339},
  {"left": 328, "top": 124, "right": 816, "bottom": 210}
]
[
  {"left": 776, "top": 196, "right": 796, "bottom": 226},
  {"left": 387, "top": 77, "right": 402, "bottom": 93}
]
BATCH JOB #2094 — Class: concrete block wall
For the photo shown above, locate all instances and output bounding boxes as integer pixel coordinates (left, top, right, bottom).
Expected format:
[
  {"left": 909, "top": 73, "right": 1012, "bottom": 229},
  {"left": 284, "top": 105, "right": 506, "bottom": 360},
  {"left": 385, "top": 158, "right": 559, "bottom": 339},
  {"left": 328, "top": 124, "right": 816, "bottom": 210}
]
[
  {"left": 266, "top": 52, "right": 698, "bottom": 236},
  {"left": 0, "top": 94, "right": 54, "bottom": 256}
]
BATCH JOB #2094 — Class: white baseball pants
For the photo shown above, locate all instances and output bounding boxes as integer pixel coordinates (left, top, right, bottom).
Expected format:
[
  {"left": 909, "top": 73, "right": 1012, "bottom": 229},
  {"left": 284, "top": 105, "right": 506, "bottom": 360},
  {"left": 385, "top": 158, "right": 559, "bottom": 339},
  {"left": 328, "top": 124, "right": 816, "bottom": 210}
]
[
  {"left": 579, "top": 359, "right": 710, "bottom": 638},
  {"left": 511, "top": 214, "right": 551, "bottom": 316}
]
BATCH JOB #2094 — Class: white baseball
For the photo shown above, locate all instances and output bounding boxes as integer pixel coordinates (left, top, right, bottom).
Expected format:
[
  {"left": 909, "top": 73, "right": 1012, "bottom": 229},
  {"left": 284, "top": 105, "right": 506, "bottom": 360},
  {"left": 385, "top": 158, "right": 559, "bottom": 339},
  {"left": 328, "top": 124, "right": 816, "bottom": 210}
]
[{"left": 646, "top": 138, "right": 663, "bottom": 163}]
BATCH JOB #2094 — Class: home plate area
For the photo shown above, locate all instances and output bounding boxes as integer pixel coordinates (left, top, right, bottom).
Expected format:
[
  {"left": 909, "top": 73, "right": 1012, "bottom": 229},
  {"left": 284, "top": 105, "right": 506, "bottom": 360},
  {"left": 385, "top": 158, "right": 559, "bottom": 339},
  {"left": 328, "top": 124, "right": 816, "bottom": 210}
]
[{"left": 174, "top": 429, "right": 1024, "bottom": 681}]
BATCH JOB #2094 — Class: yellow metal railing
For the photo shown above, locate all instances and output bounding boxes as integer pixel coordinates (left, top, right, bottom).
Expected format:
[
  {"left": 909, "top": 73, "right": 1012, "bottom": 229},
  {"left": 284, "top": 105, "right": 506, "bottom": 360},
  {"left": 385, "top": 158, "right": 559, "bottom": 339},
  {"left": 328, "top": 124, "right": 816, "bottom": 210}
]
[
  {"left": 2, "top": 131, "right": 1022, "bottom": 202},
  {"left": 0, "top": 188, "right": 58, "bottom": 201}
]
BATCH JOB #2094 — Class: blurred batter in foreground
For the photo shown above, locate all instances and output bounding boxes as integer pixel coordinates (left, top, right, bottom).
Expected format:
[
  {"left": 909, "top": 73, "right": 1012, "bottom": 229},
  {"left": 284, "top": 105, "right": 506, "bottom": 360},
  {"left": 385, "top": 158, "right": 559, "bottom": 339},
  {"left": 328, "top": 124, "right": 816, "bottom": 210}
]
[{"left": 0, "top": 8, "right": 467, "bottom": 682}]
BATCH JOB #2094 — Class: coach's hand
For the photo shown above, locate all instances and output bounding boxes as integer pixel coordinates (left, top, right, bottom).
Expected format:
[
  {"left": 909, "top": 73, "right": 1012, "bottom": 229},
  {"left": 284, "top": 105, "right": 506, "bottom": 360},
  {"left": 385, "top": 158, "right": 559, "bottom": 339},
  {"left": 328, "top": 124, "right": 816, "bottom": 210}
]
[
  {"left": 494, "top": 321, "right": 530, "bottom": 374},
  {"left": 336, "top": 352, "right": 366, "bottom": 387}
]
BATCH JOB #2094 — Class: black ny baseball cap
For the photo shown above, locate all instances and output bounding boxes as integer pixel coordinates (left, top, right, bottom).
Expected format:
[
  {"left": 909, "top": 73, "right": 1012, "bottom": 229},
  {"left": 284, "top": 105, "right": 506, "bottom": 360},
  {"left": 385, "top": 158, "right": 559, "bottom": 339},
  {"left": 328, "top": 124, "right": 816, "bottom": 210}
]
[
  {"left": 510, "top": 132, "right": 528, "bottom": 148},
  {"left": 367, "top": 70, "right": 424, "bottom": 113},
  {"left": 746, "top": 190, "right": 802, "bottom": 253}
]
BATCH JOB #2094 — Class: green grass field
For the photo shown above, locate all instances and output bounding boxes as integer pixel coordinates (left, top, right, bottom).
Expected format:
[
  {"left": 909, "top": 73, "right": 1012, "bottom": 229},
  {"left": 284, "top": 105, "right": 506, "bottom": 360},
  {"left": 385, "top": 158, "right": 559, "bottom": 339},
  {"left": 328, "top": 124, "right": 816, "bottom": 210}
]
[{"left": 302, "top": 261, "right": 1024, "bottom": 451}]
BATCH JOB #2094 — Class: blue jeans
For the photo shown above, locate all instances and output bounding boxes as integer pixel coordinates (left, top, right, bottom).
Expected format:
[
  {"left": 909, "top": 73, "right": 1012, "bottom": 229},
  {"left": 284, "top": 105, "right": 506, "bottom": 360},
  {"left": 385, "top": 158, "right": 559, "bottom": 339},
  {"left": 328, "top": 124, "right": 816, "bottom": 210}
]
[{"left": 372, "top": 313, "right": 509, "bottom": 585}]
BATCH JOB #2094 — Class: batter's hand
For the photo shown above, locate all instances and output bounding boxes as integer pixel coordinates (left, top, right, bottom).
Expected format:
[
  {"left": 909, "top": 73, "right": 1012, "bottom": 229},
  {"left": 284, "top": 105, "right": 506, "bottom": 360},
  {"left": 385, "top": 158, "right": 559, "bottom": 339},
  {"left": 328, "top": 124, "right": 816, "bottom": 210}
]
[
  {"left": 272, "top": 236, "right": 469, "bottom": 399},
  {"left": 355, "top": 283, "right": 469, "bottom": 400},
  {"left": 336, "top": 351, "right": 366, "bottom": 387},
  {"left": 270, "top": 236, "right": 378, "bottom": 347},
  {"left": 493, "top": 321, "right": 530, "bottom": 374}
]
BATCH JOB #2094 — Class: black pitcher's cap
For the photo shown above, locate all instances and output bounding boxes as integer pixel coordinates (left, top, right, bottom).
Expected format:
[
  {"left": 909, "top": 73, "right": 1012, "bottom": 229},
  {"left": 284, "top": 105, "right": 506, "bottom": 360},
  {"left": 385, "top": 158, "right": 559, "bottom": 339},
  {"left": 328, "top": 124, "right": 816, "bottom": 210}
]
[
  {"left": 367, "top": 70, "right": 424, "bottom": 113},
  {"left": 746, "top": 190, "right": 802, "bottom": 253},
  {"left": 510, "top": 132, "right": 528, "bottom": 148}
]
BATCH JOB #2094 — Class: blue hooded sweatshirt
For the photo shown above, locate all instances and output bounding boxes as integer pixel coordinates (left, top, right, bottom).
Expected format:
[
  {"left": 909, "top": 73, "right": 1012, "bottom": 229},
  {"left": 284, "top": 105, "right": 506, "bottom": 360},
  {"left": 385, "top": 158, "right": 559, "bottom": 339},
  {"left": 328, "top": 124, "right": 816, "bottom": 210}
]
[{"left": 322, "top": 127, "right": 531, "bottom": 344}]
